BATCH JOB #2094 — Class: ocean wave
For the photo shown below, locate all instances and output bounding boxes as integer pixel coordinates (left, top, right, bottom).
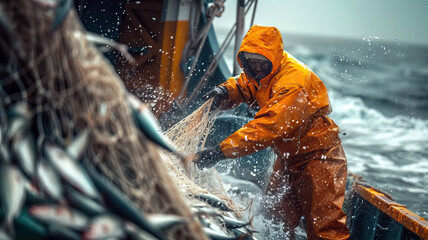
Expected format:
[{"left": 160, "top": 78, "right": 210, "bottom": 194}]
[
  {"left": 329, "top": 91, "right": 428, "bottom": 216},
  {"left": 217, "top": 31, "right": 428, "bottom": 218}
]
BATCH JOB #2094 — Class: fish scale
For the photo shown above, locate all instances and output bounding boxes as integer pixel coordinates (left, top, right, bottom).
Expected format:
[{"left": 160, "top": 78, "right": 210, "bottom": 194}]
[
  {"left": 0, "top": 3, "right": 266, "bottom": 240},
  {"left": 12, "top": 133, "right": 36, "bottom": 179},
  {"left": 193, "top": 193, "right": 234, "bottom": 212},
  {"left": 146, "top": 214, "right": 189, "bottom": 232},
  {"left": 29, "top": 204, "right": 89, "bottom": 230},
  {"left": 0, "top": 144, "right": 10, "bottom": 164},
  {"left": 84, "top": 167, "right": 166, "bottom": 240},
  {"left": 44, "top": 143, "right": 99, "bottom": 200},
  {"left": 5, "top": 103, "right": 31, "bottom": 142},
  {"left": 5, "top": 117, "right": 28, "bottom": 142},
  {"left": 36, "top": 158, "right": 63, "bottom": 200},
  {"left": 65, "top": 186, "right": 106, "bottom": 217},
  {"left": 0, "top": 164, "right": 26, "bottom": 234},
  {"left": 66, "top": 129, "right": 89, "bottom": 161}
]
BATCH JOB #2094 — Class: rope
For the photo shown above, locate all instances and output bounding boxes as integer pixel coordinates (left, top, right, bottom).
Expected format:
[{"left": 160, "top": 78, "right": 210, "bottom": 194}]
[
  {"left": 0, "top": 3, "right": 210, "bottom": 238},
  {"left": 182, "top": 0, "right": 258, "bottom": 107},
  {"left": 177, "top": 0, "right": 226, "bottom": 102},
  {"left": 163, "top": 99, "right": 244, "bottom": 217},
  {"left": 250, "top": 0, "right": 258, "bottom": 27}
]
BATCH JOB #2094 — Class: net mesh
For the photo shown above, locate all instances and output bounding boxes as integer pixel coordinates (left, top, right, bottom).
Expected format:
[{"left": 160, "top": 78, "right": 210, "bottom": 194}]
[
  {"left": 1, "top": 1, "right": 246, "bottom": 239},
  {"left": 163, "top": 100, "right": 242, "bottom": 216},
  {"left": 0, "top": 2, "right": 209, "bottom": 239}
]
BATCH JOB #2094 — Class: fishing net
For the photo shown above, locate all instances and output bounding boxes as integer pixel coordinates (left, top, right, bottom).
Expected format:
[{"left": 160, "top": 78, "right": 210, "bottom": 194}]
[
  {"left": 0, "top": 1, "right": 208, "bottom": 239},
  {"left": 162, "top": 100, "right": 243, "bottom": 216}
]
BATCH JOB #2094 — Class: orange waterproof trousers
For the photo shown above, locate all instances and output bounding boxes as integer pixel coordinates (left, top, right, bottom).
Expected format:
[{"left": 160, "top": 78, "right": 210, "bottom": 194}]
[{"left": 264, "top": 143, "right": 350, "bottom": 240}]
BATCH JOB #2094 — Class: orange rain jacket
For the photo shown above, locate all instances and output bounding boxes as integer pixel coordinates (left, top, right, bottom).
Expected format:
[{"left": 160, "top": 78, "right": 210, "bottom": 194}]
[{"left": 217, "top": 25, "right": 349, "bottom": 239}]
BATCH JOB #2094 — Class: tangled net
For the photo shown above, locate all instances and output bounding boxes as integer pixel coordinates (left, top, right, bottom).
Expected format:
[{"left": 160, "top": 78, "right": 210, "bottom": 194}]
[
  {"left": 0, "top": 1, "right": 207, "bottom": 239},
  {"left": 163, "top": 100, "right": 242, "bottom": 216},
  {"left": 1, "top": 1, "right": 248, "bottom": 239}
]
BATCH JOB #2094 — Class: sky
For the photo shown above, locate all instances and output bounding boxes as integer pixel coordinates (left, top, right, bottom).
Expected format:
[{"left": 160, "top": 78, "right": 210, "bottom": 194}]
[{"left": 213, "top": 0, "right": 428, "bottom": 46}]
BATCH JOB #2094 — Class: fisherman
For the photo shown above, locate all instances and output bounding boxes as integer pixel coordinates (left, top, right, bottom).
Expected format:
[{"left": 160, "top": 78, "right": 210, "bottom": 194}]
[{"left": 193, "top": 25, "right": 350, "bottom": 240}]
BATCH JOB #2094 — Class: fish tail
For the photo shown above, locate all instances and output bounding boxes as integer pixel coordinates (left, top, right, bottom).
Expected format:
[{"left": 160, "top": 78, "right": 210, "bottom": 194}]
[
  {"left": 50, "top": 0, "right": 72, "bottom": 35},
  {"left": 248, "top": 216, "right": 254, "bottom": 229},
  {"left": 181, "top": 154, "right": 195, "bottom": 176},
  {"left": 2, "top": 218, "right": 15, "bottom": 239}
]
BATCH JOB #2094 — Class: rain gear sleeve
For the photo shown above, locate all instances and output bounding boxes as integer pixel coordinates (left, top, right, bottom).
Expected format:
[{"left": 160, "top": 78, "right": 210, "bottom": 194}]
[
  {"left": 218, "top": 25, "right": 337, "bottom": 160},
  {"left": 215, "top": 25, "right": 350, "bottom": 239},
  {"left": 219, "top": 76, "right": 320, "bottom": 158}
]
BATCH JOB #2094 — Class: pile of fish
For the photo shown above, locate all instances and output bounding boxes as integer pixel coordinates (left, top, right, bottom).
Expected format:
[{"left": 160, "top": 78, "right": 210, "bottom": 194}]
[{"left": 0, "top": 99, "right": 257, "bottom": 240}]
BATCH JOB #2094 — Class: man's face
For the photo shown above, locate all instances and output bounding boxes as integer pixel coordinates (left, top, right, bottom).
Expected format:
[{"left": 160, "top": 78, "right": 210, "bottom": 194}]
[{"left": 246, "top": 58, "right": 272, "bottom": 81}]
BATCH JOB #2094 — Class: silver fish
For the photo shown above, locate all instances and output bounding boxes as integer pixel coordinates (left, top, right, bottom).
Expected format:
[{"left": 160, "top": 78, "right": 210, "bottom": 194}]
[
  {"left": 25, "top": 180, "right": 56, "bottom": 205},
  {"left": 0, "top": 143, "right": 10, "bottom": 163},
  {"left": 47, "top": 223, "right": 80, "bottom": 240},
  {"left": 192, "top": 205, "right": 222, "bottom": 215},
  {"left": 0, "top": 229, "right": 11, "bottom": 240},
  {"left": 147, "top": 214, "right": 189, "bottom": 231},
  {"left": 127, "top": 94, "right": 178, "bottom": 154},
  {"left": 82, "top": 215, "right": 124, "bottom": 240},
  {"left": 5, "top": 117, "right": 28, "bottom": 141},
  {"left": 44, "top": 143, "right": 99, "bottom": 199},
  {"left": 0, "top": 104, "right": 7, "bottom": 128},
  {"left": 231, "top": 228, "right": 255, "bottom": 240},
  {"left": 6, "top": 102, "right": 31, "bottom": 119},
  {"left": 193, "top": 193, "right": 234, "bottom": 212},
  {"left": 65, "top": 187, "right": 106, "bottom": 217},
  {"left": 30, "top": 0, "right": 57, "bottom": 9},
  {"left": 12, "top": 133, "right": 36, "bottom": 178},
  {"left": 85, "top": 167, "right": 165, "bottom": 240},
  {"left": 0, "top": 124, "right": 4, "bottom": 144},
  {"left": 124, "top": 222, "right": 160, "bottom": 240},
  {"left": 5, "top": 102, "right": 31, "bottom": 140},
  {"left": 85, "top": 32, "right": 135, "bottom": 65},
  {"left": 203, "top": 227, "right": 236, "bottom": 240},
  {"left": 128, "top": 94, "right": 191, "bottom": 163},
  {"left": 29, "top": 205, "right": 88, "bottom": 230},
  {"left": 221, "top": 216, "right": 254, "bottom": 229},
  {"left": 36, "top": 157, "right": 63, "bottom": 200},
  {"left": 0, "top": 164, "right": 26, "bottom": 233},
  {"left": 26, "top": 181, "right": 44, "bottom": 198},
  {"left": 50, "top": 0, "right": 71, "bottom": 33},
  {"left": 66, "top": 129, "right": 89, "bottom": 161}
]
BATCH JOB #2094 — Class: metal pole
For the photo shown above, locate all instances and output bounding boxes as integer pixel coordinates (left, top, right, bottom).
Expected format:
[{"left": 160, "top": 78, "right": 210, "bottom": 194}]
[{"left": 233, "top": 0, "right": 245, "bottom": 75}]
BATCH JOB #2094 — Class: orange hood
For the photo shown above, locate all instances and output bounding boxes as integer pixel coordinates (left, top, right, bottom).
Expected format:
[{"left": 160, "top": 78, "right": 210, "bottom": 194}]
[{"left": 237, "top": 25, "right": 284, "bottom": 85}]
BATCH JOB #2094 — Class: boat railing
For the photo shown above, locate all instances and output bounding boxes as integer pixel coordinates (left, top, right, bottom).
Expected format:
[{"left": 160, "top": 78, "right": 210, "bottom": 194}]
[{"left": 346, "top": 174, "right": 428, "bottom": 240}]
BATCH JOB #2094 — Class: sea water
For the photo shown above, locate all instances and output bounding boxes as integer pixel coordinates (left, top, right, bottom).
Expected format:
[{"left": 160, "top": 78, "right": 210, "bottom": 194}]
[
  {"left": 286, "top": 35, "right": 428, "bottom": 218},
  {"left": 215, "top": 31, "right": 428, "bottom": 238}
]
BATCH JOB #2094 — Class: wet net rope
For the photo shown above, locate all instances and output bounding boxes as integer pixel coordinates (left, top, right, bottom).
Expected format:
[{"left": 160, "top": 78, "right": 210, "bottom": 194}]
[
  {"left": 0, "top": 1, "right": 208, "bottom": 239},
  {"left": 1, "top": 1, "right": 247, "bottom": 239},
  {"left": 163, "top": 100, "right": 242, "bottom": 215}
]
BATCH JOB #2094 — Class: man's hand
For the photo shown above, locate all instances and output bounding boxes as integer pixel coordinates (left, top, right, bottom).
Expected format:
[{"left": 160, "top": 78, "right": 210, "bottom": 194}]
[
  {"left": 202, "top": 86, "right": 229, "bottom": 110},
  {"left": 193, "top": 145, "right": 226, "bottom": 170}
]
